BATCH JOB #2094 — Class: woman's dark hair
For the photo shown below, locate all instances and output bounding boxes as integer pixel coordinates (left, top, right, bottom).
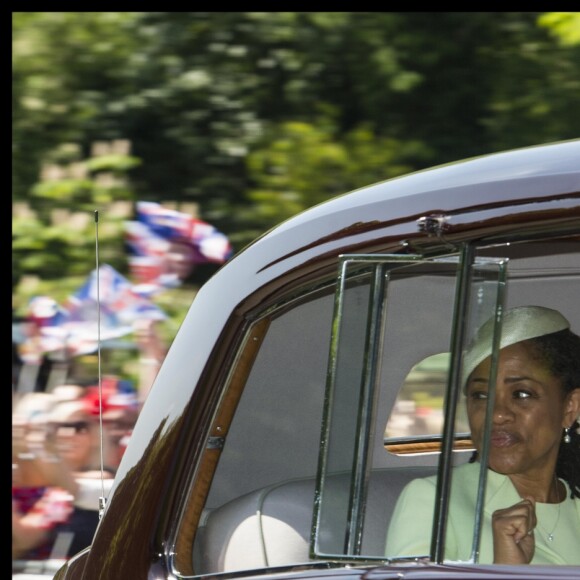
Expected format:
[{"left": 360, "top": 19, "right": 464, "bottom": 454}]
[
  {"left": 528, "top": 328, "right": 580, "bottom": 499},
  {"left": 469, "top": 328, "right": 580, "bottom": 499}
]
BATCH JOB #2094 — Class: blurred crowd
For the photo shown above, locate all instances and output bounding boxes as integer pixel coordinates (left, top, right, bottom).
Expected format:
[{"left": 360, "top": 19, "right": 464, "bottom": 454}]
[
  {"left": 12, "top": 320, "right": 166, "bottom": 565},
  {"left": 12, "top": 201, "right": 232, "bottom": 567}
]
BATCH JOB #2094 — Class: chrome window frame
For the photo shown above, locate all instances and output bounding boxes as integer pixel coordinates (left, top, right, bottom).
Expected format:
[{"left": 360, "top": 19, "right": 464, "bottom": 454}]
[{"left": 311, "top": 246, "right": 509, "bottom": 564}]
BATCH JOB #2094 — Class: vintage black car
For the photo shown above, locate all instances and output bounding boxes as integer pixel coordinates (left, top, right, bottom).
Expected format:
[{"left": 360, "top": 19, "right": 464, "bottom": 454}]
[{"left": 50, "top": 139, "right": 579, "bottom": 579}]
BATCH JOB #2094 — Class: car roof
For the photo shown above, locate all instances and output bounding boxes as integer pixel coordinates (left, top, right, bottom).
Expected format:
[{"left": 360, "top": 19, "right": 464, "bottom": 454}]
[
  {"left": 119, "top": 139, "right": 580, "bottom": 480},
  {"left": 235, "top": 138, "right": 577, "bottom": 265},
  {"left": 282, "top": 138, "right": 579, "bottom": 218},
  {"left": 213, "top": 139, "right": 578, "bottom": 285}
]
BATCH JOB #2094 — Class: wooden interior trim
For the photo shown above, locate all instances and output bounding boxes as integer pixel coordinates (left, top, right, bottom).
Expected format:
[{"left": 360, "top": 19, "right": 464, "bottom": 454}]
[
  {"left": 173, "top": 317, "right": 271, "bottom": 575},
  {"left": 385, "top": 438, "right": 474, "bottom": 455}
]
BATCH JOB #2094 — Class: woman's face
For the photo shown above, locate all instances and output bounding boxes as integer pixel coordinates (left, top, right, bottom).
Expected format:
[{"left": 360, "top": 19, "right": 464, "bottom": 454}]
[{"left": 465, "top": 341, "right": 576, "bottom": 479}]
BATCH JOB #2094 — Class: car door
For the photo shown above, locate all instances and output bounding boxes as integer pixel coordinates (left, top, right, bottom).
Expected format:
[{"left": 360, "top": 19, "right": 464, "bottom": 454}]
[
  {"left": 313, "top": 235, "right": 579, "bottom": 568},
  {"left": 172, "top": 233, "right": 578, "bottom": 578}
]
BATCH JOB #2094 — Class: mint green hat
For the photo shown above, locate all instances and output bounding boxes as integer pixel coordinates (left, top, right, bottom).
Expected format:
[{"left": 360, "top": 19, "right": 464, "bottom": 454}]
[{"left": 462, "top": 305, "right": 570, "bottom": 385}]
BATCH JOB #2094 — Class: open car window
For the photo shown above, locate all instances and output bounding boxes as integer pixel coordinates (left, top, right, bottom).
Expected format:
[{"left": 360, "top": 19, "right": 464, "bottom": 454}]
[
  {"left": 313, "top": 252, "right": 508, "bottom": 562},
  {"left": 385, "top": 352, "right": 474, "bottom": 453},
  {"left": 177, "top": 236, "right": 579, "bottom": 577}
]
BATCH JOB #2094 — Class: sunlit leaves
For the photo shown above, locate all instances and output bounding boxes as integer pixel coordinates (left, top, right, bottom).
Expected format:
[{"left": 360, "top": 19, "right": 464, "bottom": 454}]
[{"left": 538, "top": 12, "right": 580, "bottom": 46}]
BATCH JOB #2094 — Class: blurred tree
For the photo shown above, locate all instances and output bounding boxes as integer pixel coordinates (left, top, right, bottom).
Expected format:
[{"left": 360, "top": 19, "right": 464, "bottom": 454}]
[
  {"left": 12, "top": 13, "right": 144, "bottom": 202},
  {"left": 12, "top": 139, "right": 140, "bottom": 304},
  {"left": 240, "top": 121, "right": 427, "bottom": 242},
  {"left": 538, "top": 12, "right": 580, "bottom": 46},
  {"left": 480, "top": 12, "right": 580, "bottom": 149},
  {"left": 12, "top": 11, "right": 580, "bottom": 304}
]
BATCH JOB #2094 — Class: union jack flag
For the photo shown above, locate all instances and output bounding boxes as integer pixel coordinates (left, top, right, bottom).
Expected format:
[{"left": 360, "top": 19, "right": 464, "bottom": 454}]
[
  {"left": 124, "top": 202, "right": 233, "bottom": 292},
  {"left": 65, "top": 264, "right": 167, "bottom": 327},
  {"left": 18, "top": 265, "right": 167, "bottom": 358}
]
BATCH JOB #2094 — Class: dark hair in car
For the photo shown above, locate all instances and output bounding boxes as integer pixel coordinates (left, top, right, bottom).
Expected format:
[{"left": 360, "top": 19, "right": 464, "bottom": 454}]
[
  {"left": 468, "top": 328, "right": 580, "bottom": 499},
  {"left": 528, "top": 328, "right": 580, "bottom": 500}
]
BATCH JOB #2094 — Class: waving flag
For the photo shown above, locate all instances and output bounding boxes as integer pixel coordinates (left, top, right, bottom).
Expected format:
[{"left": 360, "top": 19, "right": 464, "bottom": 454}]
[
  {"left": 65, "top": 264, "right": 167, "bottom": 328},
  {"left": 19, "top": 265, "right": 167, "bottom": 359},
  {"left": 125, "top": 201, "right": 233, "bottom": 293}
]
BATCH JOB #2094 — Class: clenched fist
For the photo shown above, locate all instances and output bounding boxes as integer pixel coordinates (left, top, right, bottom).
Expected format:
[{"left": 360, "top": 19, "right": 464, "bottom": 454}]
[{"left": 492, "top": 496, "right": 537, "bottom": 564}]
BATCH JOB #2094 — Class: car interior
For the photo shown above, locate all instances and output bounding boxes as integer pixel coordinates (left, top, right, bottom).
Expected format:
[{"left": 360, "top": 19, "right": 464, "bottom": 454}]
[{"left": 186, "top": 234, "right": 579, "bottom": 576}]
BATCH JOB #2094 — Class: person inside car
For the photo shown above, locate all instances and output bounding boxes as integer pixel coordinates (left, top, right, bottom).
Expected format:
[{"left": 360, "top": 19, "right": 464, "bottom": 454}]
[{"left": 385, "top": 305, "right": 580, "bottom": 565}]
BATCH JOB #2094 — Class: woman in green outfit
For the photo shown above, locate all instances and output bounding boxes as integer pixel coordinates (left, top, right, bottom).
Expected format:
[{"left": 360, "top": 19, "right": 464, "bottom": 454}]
[{"left": 385, "top": 305, "right": 580, "bottom": 565}]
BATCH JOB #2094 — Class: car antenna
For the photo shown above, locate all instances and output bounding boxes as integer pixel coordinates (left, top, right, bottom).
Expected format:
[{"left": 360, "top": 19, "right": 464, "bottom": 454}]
[{"left": 94, "top": 209, "right": 107, "bottom": 519}]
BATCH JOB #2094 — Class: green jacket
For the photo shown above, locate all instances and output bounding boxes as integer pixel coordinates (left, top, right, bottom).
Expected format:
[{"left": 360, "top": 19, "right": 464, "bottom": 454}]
[{"left": 385, "top": 462, "right": 580, "bottom": 565}]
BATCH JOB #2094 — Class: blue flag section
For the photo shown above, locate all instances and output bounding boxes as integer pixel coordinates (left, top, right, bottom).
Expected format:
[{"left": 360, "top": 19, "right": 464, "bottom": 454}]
[
  {"left": 125, "top": 201, "right": 233, "bottom": 293},
  {"left": 19, "top": 265, "right": 167, "bottom": 360},
  {"left": 67, "top": 264, "right": 167, "bottom": 324}
]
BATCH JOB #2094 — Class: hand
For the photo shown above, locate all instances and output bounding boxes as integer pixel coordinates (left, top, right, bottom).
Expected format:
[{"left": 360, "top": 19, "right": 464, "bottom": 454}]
[{"left": 492, "top": 496, "right": 536, "bottom": 564}]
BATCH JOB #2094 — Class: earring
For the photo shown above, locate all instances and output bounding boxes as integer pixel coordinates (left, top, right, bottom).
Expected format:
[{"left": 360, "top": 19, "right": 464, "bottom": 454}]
[{"left": 563, "top": 427, "right": 571, "bottom": 444}]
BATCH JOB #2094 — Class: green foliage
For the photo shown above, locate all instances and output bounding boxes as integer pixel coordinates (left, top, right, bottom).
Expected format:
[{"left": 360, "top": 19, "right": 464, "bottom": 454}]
[
  {"left": 12, "top": 11, "right": 580, "bottom": 339},
  {"left": 538, "top": 12, "right": 580, "bottom": 46},
  {"left": 242, "top": 120, "right": 428, "bottom": 239},
  {"left": 85, "top": 154, "right": 141, "bottom": 173}
]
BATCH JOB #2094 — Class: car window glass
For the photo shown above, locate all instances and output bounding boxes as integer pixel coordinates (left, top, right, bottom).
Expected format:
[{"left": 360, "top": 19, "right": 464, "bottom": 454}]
[
  {"left": 189, "top": 288, "right": 335, "bottom": 575},
  {"left": 385, "top": 352, "right": 450, "bottom": 439},
  {"left": 179, "top": 238, "right": 579, "bottom": 577},
  {"left": 313, "top": 253, "right": 507, "bottom": 563},
  {"left": 385, "top": 353, "right": 473, "bottom": 455}
]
